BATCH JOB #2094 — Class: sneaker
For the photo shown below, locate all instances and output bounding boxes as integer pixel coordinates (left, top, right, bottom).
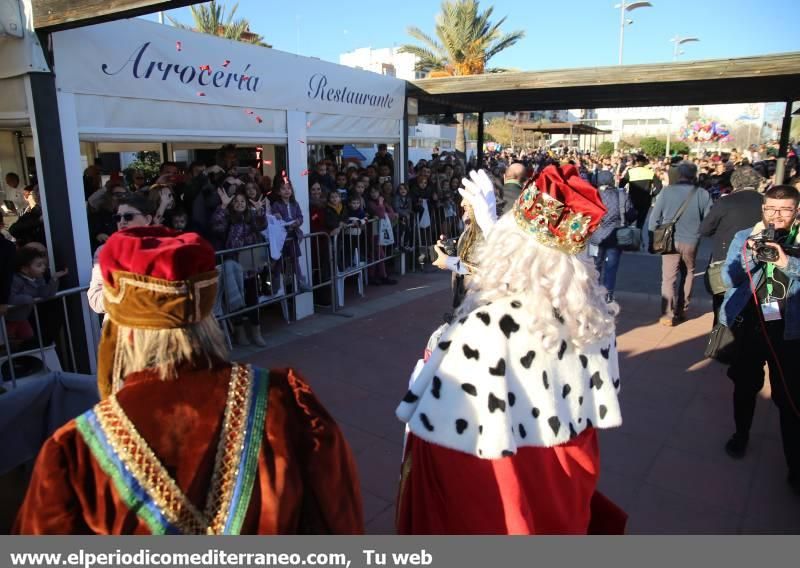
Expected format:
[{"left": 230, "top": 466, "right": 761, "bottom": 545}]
[
  {"left": 674, "top": 312, "right": 688, "bottom": 323},
  {"left": 659, "top": 316, "right": 676, "bottom": 327},
  {"left": 605, "top": 292, "right": 614, "bottom": 304},
  {"left": 724, "top": 434, "right": 748, "bottom": 459}
]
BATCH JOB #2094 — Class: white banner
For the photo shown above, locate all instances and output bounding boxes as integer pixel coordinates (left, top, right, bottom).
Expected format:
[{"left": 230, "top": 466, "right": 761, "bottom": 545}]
[{"left": 52, "top": 19, "right": 405, "bottom": 120}]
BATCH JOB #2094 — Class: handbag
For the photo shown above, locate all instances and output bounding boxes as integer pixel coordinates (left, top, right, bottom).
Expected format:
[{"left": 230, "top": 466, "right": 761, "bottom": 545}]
[
  {"left": 652, "top": 187, "right": 698, "bottom": 255},
  {"left": 704, "top": 319, "right": 740, "bottom": 364},
  {"left": 614, "top": 190, "right": 641, "bottom": 252},
  {"left": 704, "top": 259, "right": 728, "bottom": 296}
]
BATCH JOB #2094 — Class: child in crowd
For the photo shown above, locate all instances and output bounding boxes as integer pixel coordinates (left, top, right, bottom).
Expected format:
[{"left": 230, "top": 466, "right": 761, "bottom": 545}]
[
  {"left": 271, "top": 180, "right": 308, "bottom": 292},
  {"left": 343, "top": 193, "right": 368, "bottom": 270},
  {"left": 380, "top": 180, "right": 394, "bottom": 203},
  {"left": 7, "top": 247, "right": 65, "bottom": 343},
  {"left": 324, "top": 190, "right": 349, "bottom": 272},
  {"left": 393, "top": 184, "right": 414, "bottom": 251},
  {"left": 168, "top": 208, "right": 189, "bottom": 232},
  {"left": 352, "top": 179, "right": 368, "bottom": 210},
  {"left": 365, "top": 186, "right": 398, "bottom": 286}
]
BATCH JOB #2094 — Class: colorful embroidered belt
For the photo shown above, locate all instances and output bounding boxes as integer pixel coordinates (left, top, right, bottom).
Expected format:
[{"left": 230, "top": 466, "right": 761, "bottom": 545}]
[{"left": 76, "top": 364, "right": 268, "bottom": 535}]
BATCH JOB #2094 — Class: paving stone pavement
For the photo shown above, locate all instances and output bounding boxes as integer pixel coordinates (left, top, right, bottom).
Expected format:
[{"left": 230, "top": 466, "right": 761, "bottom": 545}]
[{"left": 244, "top": 267, "right": 800, "bottom": 534}]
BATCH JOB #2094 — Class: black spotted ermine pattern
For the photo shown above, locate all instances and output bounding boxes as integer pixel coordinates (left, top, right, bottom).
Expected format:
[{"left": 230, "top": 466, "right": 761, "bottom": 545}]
[{"left": 396, "top": 293, "right": 623, "bottom": 459}]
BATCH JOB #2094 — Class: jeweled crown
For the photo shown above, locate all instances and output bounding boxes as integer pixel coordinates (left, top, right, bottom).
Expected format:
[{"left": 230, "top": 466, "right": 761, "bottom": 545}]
[{"left": 511, "top": 165, "right": 607, "bottom": 255}]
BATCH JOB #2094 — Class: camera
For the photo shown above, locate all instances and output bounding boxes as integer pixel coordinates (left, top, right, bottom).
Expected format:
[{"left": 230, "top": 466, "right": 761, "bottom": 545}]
[
  {"left": 750, "top": 224, "right": 799, "bottom": 263},
  {"left": 429, "top": 237, "right": 458, "bottom": 263}
]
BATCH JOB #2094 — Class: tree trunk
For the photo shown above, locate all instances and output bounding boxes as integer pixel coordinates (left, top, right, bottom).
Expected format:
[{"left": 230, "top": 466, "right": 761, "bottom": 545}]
[{"left": 455, "top": 113, "right": 467, "bottom": 154}]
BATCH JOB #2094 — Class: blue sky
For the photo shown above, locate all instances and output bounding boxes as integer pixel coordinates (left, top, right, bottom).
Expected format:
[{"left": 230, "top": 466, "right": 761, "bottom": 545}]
[{"left": 146, "top": 0, "right": 799, "bottom": 70}]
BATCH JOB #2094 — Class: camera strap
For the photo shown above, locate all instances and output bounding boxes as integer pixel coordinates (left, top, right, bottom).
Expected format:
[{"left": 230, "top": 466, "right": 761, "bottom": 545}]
[{"left": 764, "top": 223, "right": 798, "bottom": 301}]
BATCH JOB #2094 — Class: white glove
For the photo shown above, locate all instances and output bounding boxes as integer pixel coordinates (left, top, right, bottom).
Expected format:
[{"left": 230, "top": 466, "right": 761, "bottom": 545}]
[{"left": 458, "top": 169, "right": 498, "bottom": 234}]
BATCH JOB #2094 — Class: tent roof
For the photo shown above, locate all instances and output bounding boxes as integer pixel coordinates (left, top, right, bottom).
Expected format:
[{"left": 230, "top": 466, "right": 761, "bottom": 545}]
[
  {"left": 407, "top": 52, "right": 800, "bottom": 114},
  {"left": 517, "top": 121, "right": 610, "bottom": 134},
  {"left": 343, "top": 144, "right": 367, "bottom": 160}
]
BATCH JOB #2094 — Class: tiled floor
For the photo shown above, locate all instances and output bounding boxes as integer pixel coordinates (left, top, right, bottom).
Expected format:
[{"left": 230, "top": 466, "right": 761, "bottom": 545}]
[{"left": 245, "top": 274, "right": 800, "bottom": 534}]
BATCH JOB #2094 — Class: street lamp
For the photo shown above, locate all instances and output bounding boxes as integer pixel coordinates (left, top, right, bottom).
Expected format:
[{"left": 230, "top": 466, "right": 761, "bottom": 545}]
[
  {"left": 665, "top": 36, "right": 700, "bottom": 156},
  {"left": 670, "top": 35, "right": 700, "bottom": 61},
  {"left": 615, "top": 1, "right": 653, "bottom": 65}
]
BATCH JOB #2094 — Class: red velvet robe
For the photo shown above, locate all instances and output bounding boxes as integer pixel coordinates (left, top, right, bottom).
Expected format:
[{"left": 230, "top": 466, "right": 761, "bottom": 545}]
[
  {"left": 396, "top": 430, "right": 626, "bottom": 535},
  {"left": 14, "top": 365, "right": 363, "bottom": 534}
]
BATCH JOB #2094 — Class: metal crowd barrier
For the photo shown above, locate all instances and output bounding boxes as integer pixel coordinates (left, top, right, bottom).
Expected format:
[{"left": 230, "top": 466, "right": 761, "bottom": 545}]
[
  {"left": 330, "top": 216, "right": 410, "bottom": 308},
  {"left": 0, "top": 285, "right": 98, "bottom": 389},
  {"left": 213, "top": 231, "right": 337, "bottom": 346}
]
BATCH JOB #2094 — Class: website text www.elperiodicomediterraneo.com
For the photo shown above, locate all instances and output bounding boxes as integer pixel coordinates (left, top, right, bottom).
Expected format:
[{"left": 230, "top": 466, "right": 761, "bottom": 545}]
[{"left": 8, "top": 548, "right": 435, "bottom": 568}]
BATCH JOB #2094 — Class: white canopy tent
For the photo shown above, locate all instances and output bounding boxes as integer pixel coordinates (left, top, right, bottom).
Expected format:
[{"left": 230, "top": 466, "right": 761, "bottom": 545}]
[
  {"left": 0, "top": 0, "right": 49, "bottom": 207},
  {"left": 51, "top": 17, "right": 406, "bottom": 319}
]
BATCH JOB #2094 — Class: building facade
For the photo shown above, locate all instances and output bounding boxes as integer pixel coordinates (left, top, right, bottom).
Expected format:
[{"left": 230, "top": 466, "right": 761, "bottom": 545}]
[{"left": 339, "top": 47, "right": 425, "bottom": 81}]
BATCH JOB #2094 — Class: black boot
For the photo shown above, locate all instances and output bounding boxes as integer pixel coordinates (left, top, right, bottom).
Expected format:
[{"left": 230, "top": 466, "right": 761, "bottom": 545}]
[{"left": 725, "top": 433, "right": 749, "bottom": 459}]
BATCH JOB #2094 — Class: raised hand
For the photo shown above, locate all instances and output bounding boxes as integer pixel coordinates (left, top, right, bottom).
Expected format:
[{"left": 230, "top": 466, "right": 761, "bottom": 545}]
[
  {"left": 250, "top": 196, "right": 267, "bottom": 212},
  {"left": 458, "top": 169, "right": 498, "bottom": 234},
  {"left": 217, "top": 187, "right": 234, "bottom": 209}
]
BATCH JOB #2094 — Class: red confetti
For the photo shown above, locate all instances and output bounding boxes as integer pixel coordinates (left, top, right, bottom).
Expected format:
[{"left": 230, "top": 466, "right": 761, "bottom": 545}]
[
  {"left": 255, "top": 116, "right": 263, "bottom": 123},
  {"left": 244, "top": 109, "right": 254, "bottom": 115},
  {"left": 242, "top": 75, "right": 250, "bottom": 81},
  {"left": 301, "top": 169, "right": 310, "bottom": 176},
  {"left": 176, "top": 41, "right": 182, "bottom": 52},
  {"left": 222, "top": 59, "right": 231, "bottom": 67},
  {"left": 199, "top": 64, "right": 211, "bottom": 72},
  {"left": 197, "top": 92, "right": 206, "bottom": 97}
]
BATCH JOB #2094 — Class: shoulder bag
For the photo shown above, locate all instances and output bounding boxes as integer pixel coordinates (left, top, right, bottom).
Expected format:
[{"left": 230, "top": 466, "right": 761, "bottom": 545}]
[
  {"left": 704, "top": 317, "right": 742, "bottom": 364},
  {"left": 652, "top": 187, "right": 698, "bottom": 255}
]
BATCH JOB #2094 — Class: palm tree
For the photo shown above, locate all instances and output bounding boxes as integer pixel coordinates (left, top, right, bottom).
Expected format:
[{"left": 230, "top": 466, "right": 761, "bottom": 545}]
[
  {"left": 400, "top": 0, "right": 524, "bottom": 152},
  {"left": 168, "top": 1, "right": 271, "bottom": 48}
]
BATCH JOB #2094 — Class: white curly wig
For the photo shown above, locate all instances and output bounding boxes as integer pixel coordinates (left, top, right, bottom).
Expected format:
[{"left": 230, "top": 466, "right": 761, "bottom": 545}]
[{"left": 457, "top": 213, "right": 618, "bottom": 353}]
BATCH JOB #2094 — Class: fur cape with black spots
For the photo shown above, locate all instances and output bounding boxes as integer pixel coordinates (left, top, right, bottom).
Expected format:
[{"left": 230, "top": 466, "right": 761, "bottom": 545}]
[{"left": 396, "top": 294, "right": 622, "bottom": 459}]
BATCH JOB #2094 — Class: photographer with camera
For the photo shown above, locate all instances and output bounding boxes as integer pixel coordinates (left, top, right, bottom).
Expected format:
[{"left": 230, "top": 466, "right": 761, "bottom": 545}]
[
  {"left": 719, "top": 184, "right": 800, "bottom": 492},
  {"left": 430, "top": 170, "right": 498, "bottom": 310}
]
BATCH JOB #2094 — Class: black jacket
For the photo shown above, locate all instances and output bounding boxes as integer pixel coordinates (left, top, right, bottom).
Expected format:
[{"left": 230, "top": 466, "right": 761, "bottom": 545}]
[
  {"left": 699, "top": 189, "right": 763, "bottom": 261},
  {"left": 9, "top": 205, "right": 45, "bottom": 246},
  {"left": 0, "top": 237, "right": 16, "bottom": 305}
]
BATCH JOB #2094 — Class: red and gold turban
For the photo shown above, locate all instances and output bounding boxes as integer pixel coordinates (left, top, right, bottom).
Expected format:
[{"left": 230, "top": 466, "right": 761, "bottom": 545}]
[
  {"left": 513, "top": 164, "right": 607, "bottom": 255},
  {"left": 97, "top": 227, "right": 218, "bottom": 398}
]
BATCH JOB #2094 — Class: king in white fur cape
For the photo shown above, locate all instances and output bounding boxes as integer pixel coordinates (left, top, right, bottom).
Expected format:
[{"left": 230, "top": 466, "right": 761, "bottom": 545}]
[{"left": 394, "top": 168, "right": 627, "bottom": 535}]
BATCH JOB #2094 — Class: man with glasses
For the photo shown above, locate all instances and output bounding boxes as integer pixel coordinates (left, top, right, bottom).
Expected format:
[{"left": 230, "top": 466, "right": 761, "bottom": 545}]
[{"left": 719, "top": 185, "right": 800, "bottom": 493}]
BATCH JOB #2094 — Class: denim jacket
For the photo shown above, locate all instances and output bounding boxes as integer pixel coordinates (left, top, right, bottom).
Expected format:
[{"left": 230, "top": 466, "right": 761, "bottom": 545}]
[{"left": 719, "top": 224, "right": 800, "bottom": 340}]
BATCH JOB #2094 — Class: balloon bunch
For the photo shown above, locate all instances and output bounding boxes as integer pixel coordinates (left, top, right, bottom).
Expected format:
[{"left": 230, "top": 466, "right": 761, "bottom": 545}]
[{"left": 679, "top": 119, "right": 732, "bottom": 143}]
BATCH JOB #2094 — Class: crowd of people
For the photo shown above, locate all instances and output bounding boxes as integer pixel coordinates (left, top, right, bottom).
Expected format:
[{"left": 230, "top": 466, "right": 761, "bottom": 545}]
[{"left": 0, "top": 143, "right": 485, "bottom": 350}]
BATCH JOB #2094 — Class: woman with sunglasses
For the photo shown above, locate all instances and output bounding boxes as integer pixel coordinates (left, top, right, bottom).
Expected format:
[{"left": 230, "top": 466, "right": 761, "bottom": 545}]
[
  {"left": 87, "top": 194, "right": 154, "bottom": 314},
  {"left": 88, "top": 182, "right": 128, "bottom": 253}
]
